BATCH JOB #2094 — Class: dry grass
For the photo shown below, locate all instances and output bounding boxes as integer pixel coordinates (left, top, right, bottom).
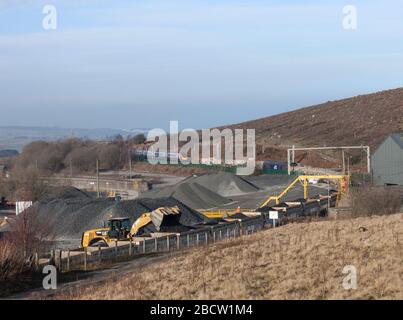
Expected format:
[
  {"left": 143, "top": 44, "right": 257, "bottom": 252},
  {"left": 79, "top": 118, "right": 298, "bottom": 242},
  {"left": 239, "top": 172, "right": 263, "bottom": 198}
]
[
  {"left": 54, "top": 213, "right": 403, "bottom": 300},
  {"left": 350, "top": 187, "right": 402, "bottom": 217},
  {"left": 0, "top": 239, "right": 27, "bottom": 282}
]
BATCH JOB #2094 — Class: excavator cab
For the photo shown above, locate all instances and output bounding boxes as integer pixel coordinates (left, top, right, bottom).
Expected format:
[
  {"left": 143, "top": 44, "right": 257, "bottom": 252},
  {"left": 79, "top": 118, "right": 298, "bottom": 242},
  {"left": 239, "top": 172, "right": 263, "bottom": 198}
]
[{"left": 107, "top": 217, "right": 131, "bottom": 240}]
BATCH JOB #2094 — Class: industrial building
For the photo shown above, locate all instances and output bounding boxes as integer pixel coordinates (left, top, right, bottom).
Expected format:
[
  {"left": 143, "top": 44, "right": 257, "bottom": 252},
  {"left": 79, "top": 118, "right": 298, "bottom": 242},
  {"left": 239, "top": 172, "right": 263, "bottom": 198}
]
[{"left": 371, "top": 133, "right": 403, "bottom": 186}]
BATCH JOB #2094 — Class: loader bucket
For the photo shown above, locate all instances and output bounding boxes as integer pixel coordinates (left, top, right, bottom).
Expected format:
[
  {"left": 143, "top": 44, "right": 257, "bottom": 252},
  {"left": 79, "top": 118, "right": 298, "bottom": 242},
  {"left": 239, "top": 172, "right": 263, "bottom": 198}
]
[{"left": 151, "top": 206, "right": 182, "bottom": 231}]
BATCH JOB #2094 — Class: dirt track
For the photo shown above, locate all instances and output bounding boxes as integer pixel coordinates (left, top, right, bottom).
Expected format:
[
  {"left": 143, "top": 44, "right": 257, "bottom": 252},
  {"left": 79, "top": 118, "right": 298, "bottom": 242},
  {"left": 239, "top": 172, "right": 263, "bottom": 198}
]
[{"left": 8, "top": 251, "right": 179, "bottom": 300}]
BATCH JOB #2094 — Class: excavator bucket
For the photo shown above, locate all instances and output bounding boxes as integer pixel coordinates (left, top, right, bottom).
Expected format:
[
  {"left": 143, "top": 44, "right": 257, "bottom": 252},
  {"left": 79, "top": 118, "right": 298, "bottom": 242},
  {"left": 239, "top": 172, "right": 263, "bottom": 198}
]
[{"left": 151, "top": 206, "right": 181, "bottom": 231}]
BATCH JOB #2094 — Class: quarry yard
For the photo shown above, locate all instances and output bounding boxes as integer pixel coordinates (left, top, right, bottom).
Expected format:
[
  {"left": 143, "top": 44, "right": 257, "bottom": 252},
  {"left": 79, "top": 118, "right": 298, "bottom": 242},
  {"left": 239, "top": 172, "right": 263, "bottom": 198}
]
[
  {"left": 1, "top": 172, "right": 333, "bottom": 247},
  {"left": 15, "top": 212, "right": 403, "bottom": 300},
  {"left": 2, "top": 0, "right": 403, "bottom": 307}
]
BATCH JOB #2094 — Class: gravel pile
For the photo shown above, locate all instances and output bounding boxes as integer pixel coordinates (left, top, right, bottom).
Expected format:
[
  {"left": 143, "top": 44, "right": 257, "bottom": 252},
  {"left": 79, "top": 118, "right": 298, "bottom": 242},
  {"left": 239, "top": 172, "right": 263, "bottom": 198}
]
[
  {"left": 34, "top": 187, "right": 211, "bottom": 240},
  {"left": 143, "top": 172, "right": 260, "bottom": 209},
  {"left": 40, "top": 186, "right": 90, "bottom": 201},
  {"left": 185, "top": 172, "right": 260, "bottom": 197},
  {"left": 144, "top": 182, "right": 230, "bottom": 209}
]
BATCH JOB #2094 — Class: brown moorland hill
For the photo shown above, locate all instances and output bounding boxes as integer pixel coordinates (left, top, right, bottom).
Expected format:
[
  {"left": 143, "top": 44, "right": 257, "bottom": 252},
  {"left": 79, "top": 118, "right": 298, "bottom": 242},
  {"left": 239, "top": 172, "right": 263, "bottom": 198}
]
[{"left": 224, "top": 87, "right": 403, "bottom": 163}]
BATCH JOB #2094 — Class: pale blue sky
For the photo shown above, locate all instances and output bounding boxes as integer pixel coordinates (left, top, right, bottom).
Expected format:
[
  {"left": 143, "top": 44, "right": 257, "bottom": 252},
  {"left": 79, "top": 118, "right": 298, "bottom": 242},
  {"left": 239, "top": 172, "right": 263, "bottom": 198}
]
[{"left": 0, "top": 0, "right": 402, "bottom": 130}]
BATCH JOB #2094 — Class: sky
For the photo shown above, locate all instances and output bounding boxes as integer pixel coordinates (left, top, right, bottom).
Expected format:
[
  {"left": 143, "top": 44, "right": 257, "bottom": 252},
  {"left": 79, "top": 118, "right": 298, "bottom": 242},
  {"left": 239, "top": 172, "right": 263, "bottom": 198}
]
[{"left": 0, "top": 0, "right": 402, "bottom": 130}]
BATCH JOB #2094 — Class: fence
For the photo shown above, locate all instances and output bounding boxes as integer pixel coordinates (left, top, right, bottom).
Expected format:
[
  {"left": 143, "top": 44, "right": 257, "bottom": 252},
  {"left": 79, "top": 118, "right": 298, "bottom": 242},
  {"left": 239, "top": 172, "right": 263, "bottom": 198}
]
[{"left": 45, "top": 215, "right": 267, "bottom": 273}]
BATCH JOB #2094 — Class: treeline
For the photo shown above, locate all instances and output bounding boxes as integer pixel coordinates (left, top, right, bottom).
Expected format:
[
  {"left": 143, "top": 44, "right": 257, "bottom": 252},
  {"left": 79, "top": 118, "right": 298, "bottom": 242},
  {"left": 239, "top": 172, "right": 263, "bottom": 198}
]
[{"left": 13, "top": 134, "right": 146, "bottom": 174}]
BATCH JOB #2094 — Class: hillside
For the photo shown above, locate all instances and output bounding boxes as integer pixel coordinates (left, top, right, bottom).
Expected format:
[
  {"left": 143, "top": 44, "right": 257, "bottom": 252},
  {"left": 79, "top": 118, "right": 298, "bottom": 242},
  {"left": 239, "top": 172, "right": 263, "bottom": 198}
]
[
  {"left": 226, "top": 87, "right": 403, "bottom": 163},
  {"left": 34, "top": 213, "right": 402, "bottom": 300}
]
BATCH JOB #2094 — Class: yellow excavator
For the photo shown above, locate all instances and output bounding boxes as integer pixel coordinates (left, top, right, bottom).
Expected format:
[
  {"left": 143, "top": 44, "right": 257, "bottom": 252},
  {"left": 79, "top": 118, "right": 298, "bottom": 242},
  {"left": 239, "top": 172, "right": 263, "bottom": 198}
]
[{"left": 81, "top": 206, "right": 181, "bottom": 248}]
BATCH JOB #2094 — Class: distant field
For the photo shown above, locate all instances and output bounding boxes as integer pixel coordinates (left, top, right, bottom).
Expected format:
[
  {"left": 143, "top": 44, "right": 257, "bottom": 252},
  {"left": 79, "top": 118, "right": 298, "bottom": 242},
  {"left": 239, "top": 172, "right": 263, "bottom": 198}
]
[
  {"left": 52, "top": 213, "right": 402, "bottom": 300},
  {"left": 0, "top": 126, "right": 148, "bottom": 152}
]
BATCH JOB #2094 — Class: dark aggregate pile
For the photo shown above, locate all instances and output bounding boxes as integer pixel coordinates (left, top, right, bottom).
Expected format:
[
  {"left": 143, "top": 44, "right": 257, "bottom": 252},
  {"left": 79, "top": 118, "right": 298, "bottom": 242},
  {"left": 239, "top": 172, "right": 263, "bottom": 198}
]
[
  {"left": 187, "top": 172, "right": 260, "bottom": 196},
  {"left": 143, "top": 172, "right": 261, "bottom": 209},
  {"left": 145, "top": 182, "right": 230, "bottom": 209},
  {"left": 34, "top": 187, "right": 211, "bottom": 240},
  {"left": 40, "top": 186, "right": 91, "bottom": 201}
]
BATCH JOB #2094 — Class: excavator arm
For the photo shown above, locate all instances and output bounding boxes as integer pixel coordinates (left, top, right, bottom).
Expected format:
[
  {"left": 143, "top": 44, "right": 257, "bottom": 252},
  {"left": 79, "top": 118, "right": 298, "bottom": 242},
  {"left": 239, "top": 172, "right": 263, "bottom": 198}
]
[
  {"left": 130, "top": 213, "right": 152, "bottom": 237},
  {"left": 129, "top": 206, "right": 182, "bottom": 237},
  {"left": 258, "top": 175, "right": 349, "bottom": 208}
]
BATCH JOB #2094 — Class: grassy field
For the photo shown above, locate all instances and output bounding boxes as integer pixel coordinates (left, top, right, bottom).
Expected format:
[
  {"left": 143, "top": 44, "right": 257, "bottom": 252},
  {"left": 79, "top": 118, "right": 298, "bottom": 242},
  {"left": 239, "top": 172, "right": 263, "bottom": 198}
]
[{"left": 51, "top": 212, "right": 403, "bottom": 300}]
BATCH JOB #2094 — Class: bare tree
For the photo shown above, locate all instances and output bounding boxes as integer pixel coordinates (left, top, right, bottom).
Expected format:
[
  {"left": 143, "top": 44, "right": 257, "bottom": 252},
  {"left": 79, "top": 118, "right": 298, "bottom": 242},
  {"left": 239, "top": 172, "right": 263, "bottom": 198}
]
[
  {"left": 7, "top": 207, "right": 54, "bottom": 258},
  {"left": 0, "top": 168, "right": 45, "bottom": 202},
  {"left": 0, "top": 207, "right": 54, "bottom": 282}
]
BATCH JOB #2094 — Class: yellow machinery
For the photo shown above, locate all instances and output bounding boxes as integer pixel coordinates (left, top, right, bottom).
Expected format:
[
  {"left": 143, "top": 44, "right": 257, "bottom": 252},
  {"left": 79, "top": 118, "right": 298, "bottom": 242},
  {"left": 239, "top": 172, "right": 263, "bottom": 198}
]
[
  {"left": 107, "top": 191, "right": 116, "bottom": 198},
  {"left": 81, "top": 217, "right": 132, "bottom": 248},
  {"left": 81, "top": 206, "right": 181, "bottom": 248},
  {"left": 0, "top": 217, "right": 8, "bottom": 228},
  {"left": 258, "top": 175, "right": 349, "bottom": 207},
  {"left": 200, "top": 175, "right": 349, "bottom": 218},
  {"left": 130, "top": 206, "right": 181, "bottom": 236}
]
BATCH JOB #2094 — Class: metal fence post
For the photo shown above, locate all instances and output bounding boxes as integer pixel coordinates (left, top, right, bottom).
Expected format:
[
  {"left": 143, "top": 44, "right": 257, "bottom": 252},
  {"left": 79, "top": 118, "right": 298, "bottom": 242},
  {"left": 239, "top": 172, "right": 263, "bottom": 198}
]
[
  {"left": 219, "top": 229, "right": 222, "bottom": 240},
  {"left": 142, "top": 239, "right": 146, "bottom": 253},
  {"left": 67, "top": 250, "right": 70, "bottom": 272},
  {"left": 196, "top": 233, "right": 199, "bottom": 246},
  {"left": 34, "top": 252, "right": 39, "bottom": 271},
  {"left": 213, "top": 231, "right": 216, "bottom": 243},
  {"left": 205, "top": 232, "right": 208, "bottom": 245},
  {"left": 129, "top": 238, "right": 133, "bottom": 256},
  {"left": 58, "top": 250, "right": 62, "bottom": 271},
  {"left": 155, "top": 238, "right": 158, "bottom": 252},
  {"left": 167, "top": 236, "right": 170, "bottom": 251},
  {"left": 50, "top": 249, "right": 55, "bottom": 266},
  {"left": 176, "top": 234, "right": 180, "bottom": 250},
  {"left": 84, "top": 247, "right": 87, "bottom": 271},
  {"left": 115, "top": 240, "right": 118, "bottom": 259},
  {"left": 187, "top": 234, "right": 190, "bottom": 248}
]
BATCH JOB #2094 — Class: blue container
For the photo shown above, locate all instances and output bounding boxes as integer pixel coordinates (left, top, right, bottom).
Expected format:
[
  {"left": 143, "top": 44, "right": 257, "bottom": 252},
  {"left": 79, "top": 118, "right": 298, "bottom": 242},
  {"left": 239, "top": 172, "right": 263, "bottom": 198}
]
[{"left": 263, "top": 160, "right": 287, "bottom": 171}]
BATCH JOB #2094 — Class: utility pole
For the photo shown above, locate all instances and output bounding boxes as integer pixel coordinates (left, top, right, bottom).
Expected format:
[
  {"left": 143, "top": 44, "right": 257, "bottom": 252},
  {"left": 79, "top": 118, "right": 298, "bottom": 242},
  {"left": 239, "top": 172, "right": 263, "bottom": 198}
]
[
  {"left": 342, "top": 149, "right": 345, "bottom": 174},
  {"left": 128, "top": 149, "right": 132, "bottom": 180},
  {"left": 367, "top": 146, "right": 373, "bottom": 184},
  {"left": 96, "top": 159, "right": 100, "bottom": 198},
  {"left": 69, "top": 157, "right": 73, "bottom": 179}
]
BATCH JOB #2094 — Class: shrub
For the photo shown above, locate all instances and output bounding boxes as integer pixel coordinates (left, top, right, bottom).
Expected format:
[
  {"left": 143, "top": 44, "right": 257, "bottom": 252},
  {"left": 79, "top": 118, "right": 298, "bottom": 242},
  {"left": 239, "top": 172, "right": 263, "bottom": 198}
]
[
  {"left": 130, "top": 133, "right": 146, "bottom": 145},
  {"left": 67, "top": 146, "right": 98, "bottom": 173},
  {"left": 0, "top": 208, "right": 53, "bottom": 283},
  {"left": 97, "top": 144, "right": 121, "bottom": 169},
  {"left": 0, "top": 168, "right": 45, "bottom": 201},
  {"left": 0, "top": 239, "right": 27, "bottom": 282},
  {"left": 350, "top": 186, "right": 402, "bottom": 216}
]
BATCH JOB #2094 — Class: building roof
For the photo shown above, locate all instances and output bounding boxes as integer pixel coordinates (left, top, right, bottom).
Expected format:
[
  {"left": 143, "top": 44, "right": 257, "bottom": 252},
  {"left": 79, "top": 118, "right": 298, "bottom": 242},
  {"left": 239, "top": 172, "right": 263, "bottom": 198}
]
[{"left": 390, "top": 132, "right": 403, "bottom": 150}]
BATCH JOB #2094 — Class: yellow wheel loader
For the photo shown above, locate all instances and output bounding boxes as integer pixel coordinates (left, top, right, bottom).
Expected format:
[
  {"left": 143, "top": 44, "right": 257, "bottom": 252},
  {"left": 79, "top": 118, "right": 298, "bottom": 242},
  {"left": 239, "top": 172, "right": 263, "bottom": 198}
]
[
  {"left": 81, "top": 217, "right": 132, "bottom": 248},
  {"left": 81, "top": 206, "right": 182, "bottom": 248}
]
